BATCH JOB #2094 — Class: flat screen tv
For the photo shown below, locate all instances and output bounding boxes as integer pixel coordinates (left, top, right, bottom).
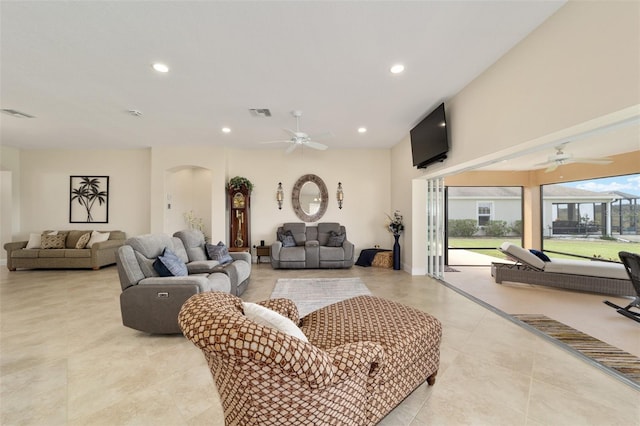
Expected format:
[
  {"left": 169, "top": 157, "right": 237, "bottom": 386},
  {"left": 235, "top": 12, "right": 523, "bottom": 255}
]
[{"left": 410, "top": 103, "right": 449, "bottom": 169}]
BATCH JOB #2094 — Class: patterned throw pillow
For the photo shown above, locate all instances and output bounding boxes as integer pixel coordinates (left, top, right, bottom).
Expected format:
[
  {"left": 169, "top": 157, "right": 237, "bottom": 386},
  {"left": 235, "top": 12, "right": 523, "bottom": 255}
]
[
  {"left": 41, "top": 233, "right": 66, "bottom": 249},
  {"left": 278, "top": 230, "right": 296, "bottom": 248},
  {"left": 75, "top": 233, "right": 91, "bottom": 249},
  {"left": 326, "top": 230, "right": 346, "bottom": 247},
  {"left": 206, "top": 241, "right": 234, "bottom": 264},
  {"left": 153, "top": 247, "right": 188, "bottom": 277}
]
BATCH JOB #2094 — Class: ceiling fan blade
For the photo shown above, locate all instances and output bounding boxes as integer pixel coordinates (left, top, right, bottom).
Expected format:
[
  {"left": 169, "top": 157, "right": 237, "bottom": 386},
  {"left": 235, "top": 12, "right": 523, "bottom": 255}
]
[
  {"left": 282, "top": 128, "right": 297, "bottom": 137},
  {"left": 544, "top": 163, "right": 559, "bottom": 173},
  {"left": 305, "top": 141, "right": 328, "bottom": 150},
  {"left": 285, "top": 143, "right": 298, "bottom": 155},
  {"left": 534, "top": 160, "right": 553, "bottom": 167}
]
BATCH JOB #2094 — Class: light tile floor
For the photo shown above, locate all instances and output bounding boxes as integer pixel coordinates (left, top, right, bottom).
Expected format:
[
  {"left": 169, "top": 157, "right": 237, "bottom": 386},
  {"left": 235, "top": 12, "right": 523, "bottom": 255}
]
[{"left": 1, "top": 264, "right": 638, "bottom": 425}]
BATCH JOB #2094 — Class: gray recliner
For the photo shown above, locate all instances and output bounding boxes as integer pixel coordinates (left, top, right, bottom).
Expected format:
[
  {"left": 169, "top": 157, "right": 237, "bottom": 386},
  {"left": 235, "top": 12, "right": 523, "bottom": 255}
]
[{"left": 115, "top": 231, "right": 251, "bottom": 334}]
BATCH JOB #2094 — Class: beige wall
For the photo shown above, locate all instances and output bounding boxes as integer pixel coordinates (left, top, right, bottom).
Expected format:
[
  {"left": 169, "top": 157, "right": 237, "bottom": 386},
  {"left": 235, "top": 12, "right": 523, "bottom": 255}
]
[{"left": 397, "top": 1, "right": 640, "bottom": 271}]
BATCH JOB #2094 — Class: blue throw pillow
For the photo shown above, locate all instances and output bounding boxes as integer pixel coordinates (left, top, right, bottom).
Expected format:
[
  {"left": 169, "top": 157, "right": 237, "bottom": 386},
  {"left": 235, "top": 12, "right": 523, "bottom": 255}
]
[
  {"left": 153, "top": 247, "right": 188, "bottom": 277},
  {"left": 206, "top": 241, "right": 234, "bottom": 264},
  {"left": 529, "top": 249, "right": 551, "bottom": 262},
  {"left": 278, "top": 230, "right": 296, "bottom": 248},
  {"left": 326, "top": 230, "right": 346, "bottom": 247}
]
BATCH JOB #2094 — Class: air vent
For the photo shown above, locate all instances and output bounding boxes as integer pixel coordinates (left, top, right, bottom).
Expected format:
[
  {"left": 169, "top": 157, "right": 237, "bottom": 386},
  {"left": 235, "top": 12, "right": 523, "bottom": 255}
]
[
  {"left": 1, "top": 109, "right": 35, "bottom": 118},
  {"left": 249, "top": 108, "right": 272, "bottom": 118}
]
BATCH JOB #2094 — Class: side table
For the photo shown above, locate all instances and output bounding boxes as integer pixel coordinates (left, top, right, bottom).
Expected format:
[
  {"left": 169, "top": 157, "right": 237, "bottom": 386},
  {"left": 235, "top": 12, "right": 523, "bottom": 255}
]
[{"left": 255, "top": 245, "right": 271, "bottom": 263}]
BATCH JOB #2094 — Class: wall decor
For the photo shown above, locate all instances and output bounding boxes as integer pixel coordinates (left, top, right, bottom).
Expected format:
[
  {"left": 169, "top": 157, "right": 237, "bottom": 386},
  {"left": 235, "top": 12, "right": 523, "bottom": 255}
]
[{"left": 70, "top": 176, "right": 109, "bottom": 223}]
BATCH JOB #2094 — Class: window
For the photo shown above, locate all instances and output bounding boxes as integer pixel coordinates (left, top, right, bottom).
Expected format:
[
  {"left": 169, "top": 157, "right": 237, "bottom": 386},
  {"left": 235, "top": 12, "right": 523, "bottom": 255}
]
[{"left": 477, "top": 202, "right": 493, "bottom": 226}]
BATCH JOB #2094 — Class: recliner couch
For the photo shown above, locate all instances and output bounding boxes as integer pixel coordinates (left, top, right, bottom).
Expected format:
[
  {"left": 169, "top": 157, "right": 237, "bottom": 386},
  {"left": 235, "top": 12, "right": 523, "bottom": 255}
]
[
  {"left": 115, "top": 230, "right": 251, "bottom": 334},
  {"left": 270, "top": 222, "right": 354, "bottom": 269}
]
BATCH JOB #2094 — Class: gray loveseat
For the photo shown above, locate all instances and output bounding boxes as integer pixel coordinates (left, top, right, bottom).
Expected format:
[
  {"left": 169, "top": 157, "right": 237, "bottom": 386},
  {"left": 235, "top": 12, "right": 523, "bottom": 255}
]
[
  {"left": 4, "top": 230, "right": 126, "bottom": 271},
  {"left": 271, "top": 222, "right": 354, "bottom": 269},
  {"left": 115, "top": 230, "right": 251, "bottom": 334}
]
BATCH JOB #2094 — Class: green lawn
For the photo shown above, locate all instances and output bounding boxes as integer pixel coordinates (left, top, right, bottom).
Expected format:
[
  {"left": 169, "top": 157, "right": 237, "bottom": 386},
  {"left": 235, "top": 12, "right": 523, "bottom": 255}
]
[{"left": 448, "top": 237, "right": 639, "bottom": 262}]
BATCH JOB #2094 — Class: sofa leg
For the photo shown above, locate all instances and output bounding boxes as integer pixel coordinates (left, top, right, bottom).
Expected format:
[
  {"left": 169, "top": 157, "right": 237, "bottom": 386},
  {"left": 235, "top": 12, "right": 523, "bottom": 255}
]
[
  {"left": 93, "top": 267, "right": 99, "bottom": 270},
  {"left": 426, "top": 372, "right": 437, "bottom": 386},
  {"left": 8, "top": 267, "right": 16, "bottom": 271}
]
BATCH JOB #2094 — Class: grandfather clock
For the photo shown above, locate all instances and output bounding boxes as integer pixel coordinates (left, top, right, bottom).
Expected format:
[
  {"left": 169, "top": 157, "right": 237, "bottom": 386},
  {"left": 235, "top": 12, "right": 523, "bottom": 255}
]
[{"left": 228, "top": 186, "right": 251, "bottom": 251}]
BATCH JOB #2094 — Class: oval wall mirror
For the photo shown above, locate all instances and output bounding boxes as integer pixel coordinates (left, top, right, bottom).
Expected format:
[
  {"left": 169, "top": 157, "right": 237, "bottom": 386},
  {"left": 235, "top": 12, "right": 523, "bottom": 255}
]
[{"left": 292, "top": 174, "right": 328, "bottom": 222}]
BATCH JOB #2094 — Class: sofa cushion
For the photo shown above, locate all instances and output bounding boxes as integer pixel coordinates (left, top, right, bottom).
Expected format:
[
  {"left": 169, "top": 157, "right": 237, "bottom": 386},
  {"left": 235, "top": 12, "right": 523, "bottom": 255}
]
[
  {"left": 75, "top": 232, "right": 91, "bottom": 249},
  {"left": 187, "top": 260, "right": 221, "bottom": 274},
  {"left": 174, "top": 230, "right": 208, "bottom": 262},
  {"left": 242, "top": 302, "right": 308, "bottom": 342},
  {"left": 206, "top": 241, "right": 233, "bottom": 264},
  {"left": 41, "top": 234, "right": 66, "bottom": 249},
  {"left": 317, "top": 223, "right": 340, "bottom": 246},
  {"left": 87, "top": 231, "right": 110, "bottom": 248},
  {"left": 153, "top": 247, "right": 188, "bottom": 277}
]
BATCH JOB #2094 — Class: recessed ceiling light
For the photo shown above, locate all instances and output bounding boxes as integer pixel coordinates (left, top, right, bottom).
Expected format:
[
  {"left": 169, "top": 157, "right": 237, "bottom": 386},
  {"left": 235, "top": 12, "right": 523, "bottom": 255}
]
[
  {"left": 221, "top": 127, "right": 231, "bottom": 134},
  {"left": 152, "top": 63, "right": 169, "bottom": 73},
  {"left": 390, "top": 64, "right": 405, "bottom": 74},
  {"left": 358, "top": 127, "right": 367, "bottom": 133}
]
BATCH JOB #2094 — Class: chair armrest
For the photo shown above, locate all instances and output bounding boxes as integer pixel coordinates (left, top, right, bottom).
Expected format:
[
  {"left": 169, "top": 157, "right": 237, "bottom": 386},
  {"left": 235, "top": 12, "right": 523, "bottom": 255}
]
[
  {"left": 325, "top": 341, "right": 385, "bottom": 382},
  {"left": 229, "top": 251, "right": 251, "bottom": 264},
  {"left": 257, "top": 298, "right": 300, "bottom": 325},
  {"left": 4, "top": 241, "right": 28, "bottom": 251},
  {"left": 342, "top": 239, "right": 354, "bottom": 260},
  {"left": 91, "top": 239, "right": 125, "bottom": 251},
  {"left": 271, "top": 241, "right": 283, "bottom": 259}
]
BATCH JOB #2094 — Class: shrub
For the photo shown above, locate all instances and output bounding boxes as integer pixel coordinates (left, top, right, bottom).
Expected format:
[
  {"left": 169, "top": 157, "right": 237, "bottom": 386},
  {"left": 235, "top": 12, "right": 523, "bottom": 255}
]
[
  {"left": 485, "top": 220, "right": 509, "bottom": 237},
  {"left": 448, "top": 219, "right": 479, "bottom": 237},
  {"left": 510, "top": 220, "right": 523, "bottom": 236}
]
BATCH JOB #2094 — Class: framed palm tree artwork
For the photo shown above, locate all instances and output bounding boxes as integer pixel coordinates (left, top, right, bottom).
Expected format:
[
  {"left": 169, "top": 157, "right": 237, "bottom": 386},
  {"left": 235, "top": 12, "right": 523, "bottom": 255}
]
[{"left": 70, "top": 176, "right": 109, "bottom": 223}]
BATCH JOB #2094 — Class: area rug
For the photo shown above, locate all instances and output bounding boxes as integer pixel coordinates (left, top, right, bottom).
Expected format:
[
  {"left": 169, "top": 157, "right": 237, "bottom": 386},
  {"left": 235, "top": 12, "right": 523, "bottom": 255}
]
[
  {"left": 271, "top": 277, "right": 371, "bottom": 317},
  {"left": 513, "top": 314, "right": 640, "bottom": 386}
]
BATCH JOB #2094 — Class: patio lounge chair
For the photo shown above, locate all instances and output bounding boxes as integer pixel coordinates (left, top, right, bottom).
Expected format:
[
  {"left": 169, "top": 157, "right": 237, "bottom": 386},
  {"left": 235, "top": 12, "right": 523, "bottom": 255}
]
[
  {"left": 492, "top": 242, "right": 634, "bottom": 297},
  {"left": 603, "top": 251, "right": 640, "bottom": 323}
]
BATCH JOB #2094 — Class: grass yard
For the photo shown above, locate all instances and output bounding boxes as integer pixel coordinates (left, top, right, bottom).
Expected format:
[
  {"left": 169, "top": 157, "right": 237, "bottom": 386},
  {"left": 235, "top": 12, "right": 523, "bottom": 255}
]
[{"left": 448, "top": 237, "right": 639, "bottom": 262}]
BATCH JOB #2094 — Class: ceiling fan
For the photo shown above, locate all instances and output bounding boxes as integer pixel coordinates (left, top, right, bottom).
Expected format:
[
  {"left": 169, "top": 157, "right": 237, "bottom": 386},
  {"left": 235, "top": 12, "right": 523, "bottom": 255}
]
[
  {"left": 534, "top": 144, "right": 613, "bottom": 172},
  {"left": 260, "top": 110, "right": 331, "bottom": 154}
]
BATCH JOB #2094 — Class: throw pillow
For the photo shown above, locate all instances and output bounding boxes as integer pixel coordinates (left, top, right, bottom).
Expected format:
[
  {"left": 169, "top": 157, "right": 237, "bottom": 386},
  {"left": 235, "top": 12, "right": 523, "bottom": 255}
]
[
  {"left": 41, "top": 233, "right": 66, "bottom": 249},
  {"left": 242, "top": 302, "right": 309, "bottom": 342},
  {"left": 278, "top": 230, "right": 296, "bottom": 248},
  {"left": 75, "top": 232, "right": 91, "bottom": 249},
  {"left": 326, "top": 230, "right": 346, "bottom": 247},
  {"left": 529, "top": 249, "right": 551, "bottom": 262},
  {"left": 206, "top": 241, "right": 233, "bottom": 264},
  {"left": 153, "top": 247, "right": 188, "bottom": 277},
  {"left": 26, "top": 233, "right": 42, "bottom": 249},
  {"left": 86, "top": 230, "right": 110, "bottom": 248}
]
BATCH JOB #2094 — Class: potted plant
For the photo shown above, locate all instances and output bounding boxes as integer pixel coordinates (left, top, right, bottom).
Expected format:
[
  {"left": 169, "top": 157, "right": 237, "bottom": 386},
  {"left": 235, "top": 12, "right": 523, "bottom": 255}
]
[{"left": 227, "top": 176, "right": 254, "bottom": 192}]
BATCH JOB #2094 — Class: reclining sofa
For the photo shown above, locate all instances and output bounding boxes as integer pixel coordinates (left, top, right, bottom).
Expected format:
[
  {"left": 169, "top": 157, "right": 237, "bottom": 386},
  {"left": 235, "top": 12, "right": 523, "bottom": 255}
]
[
  {"left": 493, "top": 242, "right": 634, "bottom": 296},
  {"left": 115, "top": 230, "right": 251, "bottom": 334},
  {"left": 271, "top": 222, "right": 354, "bottom": 269}
]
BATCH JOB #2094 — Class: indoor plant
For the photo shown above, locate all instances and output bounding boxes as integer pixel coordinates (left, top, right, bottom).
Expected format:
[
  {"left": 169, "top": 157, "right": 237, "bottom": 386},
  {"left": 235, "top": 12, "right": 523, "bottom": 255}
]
[{"left": 227, "top": 176, "right": 254, "bottom": 192}]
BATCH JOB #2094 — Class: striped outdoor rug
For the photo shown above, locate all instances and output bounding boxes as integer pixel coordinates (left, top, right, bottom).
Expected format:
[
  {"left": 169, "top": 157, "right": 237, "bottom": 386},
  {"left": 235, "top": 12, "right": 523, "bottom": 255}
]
[{"left": 513, "top": 314, "right": 640, "bottom": 385}]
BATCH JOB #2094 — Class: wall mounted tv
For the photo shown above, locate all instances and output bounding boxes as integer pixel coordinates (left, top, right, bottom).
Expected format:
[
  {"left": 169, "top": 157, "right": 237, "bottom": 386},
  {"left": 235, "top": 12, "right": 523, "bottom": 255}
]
[{"left": 410, "top": 102, "right": 449, "bottom": 169}]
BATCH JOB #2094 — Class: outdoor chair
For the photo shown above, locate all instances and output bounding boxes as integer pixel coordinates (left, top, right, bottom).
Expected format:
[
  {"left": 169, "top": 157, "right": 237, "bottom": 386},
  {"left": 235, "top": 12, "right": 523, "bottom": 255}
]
[{"left": 603, "top": 251, "right": 640, "bottom": 323}]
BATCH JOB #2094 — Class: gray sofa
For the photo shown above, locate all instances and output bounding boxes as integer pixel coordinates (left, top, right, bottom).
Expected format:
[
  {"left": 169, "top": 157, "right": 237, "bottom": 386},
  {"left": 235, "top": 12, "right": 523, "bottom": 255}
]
[
  {"left": 271, "top": 222, "right": 354, "bottom": 269},
  {"left": 115, "top": 230, "right": 251, "bottom": 334},
  {"left": 4, "top": 230, "right": 126, "bottom": 270}
]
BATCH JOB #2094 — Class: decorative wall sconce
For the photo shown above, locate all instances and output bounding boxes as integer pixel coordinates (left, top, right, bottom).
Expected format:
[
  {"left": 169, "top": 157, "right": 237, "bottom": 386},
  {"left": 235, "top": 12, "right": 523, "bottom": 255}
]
[
  {"left": 336, "top": 182, "right": 344, "bottom": 209},
  {"left": 276, "top": 182, "right": 284, "bottom": 210}
]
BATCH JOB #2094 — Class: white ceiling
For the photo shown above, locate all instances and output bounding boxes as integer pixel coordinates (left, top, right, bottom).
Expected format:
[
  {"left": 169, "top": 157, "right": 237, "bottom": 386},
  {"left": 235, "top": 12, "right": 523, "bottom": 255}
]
[{"left": 2, "top": 0, "right": 572, "bottom": 157}]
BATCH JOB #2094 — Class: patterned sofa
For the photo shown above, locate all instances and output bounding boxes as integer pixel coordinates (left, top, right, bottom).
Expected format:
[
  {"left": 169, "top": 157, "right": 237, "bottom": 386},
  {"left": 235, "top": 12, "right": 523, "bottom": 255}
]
[{"left": 179, "top": 292, "right": 442, "bottom": 425}]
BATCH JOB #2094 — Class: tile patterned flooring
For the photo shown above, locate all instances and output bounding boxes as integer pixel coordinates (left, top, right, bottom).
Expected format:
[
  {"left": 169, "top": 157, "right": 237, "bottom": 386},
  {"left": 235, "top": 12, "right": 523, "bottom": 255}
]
[{"left": 1, "top": 264, "right": 638, "bottom": 425}]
